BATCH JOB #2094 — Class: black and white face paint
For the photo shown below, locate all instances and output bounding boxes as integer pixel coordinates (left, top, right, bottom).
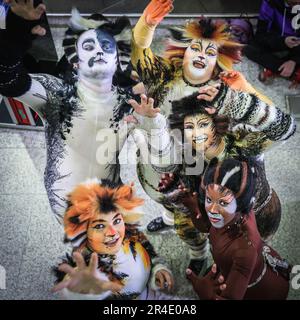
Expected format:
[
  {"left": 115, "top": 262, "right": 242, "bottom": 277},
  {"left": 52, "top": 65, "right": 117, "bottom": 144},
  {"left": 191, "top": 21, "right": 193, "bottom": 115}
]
[{"left": 77, "top": 29, "right": 117, "bottom": 79}]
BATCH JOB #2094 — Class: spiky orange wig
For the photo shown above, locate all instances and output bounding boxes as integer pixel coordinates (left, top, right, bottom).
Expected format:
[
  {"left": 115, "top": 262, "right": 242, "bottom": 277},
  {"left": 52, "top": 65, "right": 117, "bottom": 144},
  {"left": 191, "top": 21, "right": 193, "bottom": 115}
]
[
  {"left": 165, "top": 18, "right": 243, "bottom": 71},
  {"left": 64, "top": 179, "right": 144, "bottom": 248}
]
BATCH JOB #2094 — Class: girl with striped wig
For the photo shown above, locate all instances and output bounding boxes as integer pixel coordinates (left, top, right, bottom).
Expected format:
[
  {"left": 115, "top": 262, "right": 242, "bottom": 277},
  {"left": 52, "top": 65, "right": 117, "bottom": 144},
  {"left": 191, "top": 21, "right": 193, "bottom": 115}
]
[{"left": 179, "top": 158, "right": 291, "bottom": 300}]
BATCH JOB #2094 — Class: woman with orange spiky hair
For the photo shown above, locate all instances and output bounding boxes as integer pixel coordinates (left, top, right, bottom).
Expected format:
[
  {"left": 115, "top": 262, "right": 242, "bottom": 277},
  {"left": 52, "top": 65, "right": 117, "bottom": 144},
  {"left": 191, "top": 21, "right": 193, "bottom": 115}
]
[{"left": 52, "top": 180, "right": 177, "bottom": 300}]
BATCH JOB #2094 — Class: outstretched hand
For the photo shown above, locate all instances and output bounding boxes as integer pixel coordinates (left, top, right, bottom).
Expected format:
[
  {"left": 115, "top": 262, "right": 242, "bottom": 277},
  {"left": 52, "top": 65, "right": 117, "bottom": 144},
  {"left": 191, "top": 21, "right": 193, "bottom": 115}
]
[
  {"left": 197, "top": 83, "right": 221, "bottom": 115},
  {"left": 219, "top": 70, "right": 249, "bottom": 91},
  {"left": 52, "top": 252, "right": 123, "bottom": 295},
  {"left": 144, "top": 0, "right": 174, "bottom": 26},
  {"left": 186, "top": 263, "right": 226, "bottom": 300},
  {"left": 158, "top": 173, "right": 176, "bottom": 192},
  {"left": 4, "top": 0, "right": 46, "bottom": 21},
  {"left": 159, "top": 176, "right": 202, "bottom": 218},
  {"left": 128, "top": 94, "right": 160, "bottom": 118},
  {"left": 177, "top": 182, "right": 202, "bottom": 218}
]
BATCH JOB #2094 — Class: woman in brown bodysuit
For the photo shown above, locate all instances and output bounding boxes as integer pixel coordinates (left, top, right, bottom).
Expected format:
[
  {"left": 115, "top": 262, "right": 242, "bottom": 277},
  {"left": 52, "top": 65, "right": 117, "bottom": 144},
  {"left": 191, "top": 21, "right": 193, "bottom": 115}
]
[{"left": 161, "top": 158, "right": 291, "bottom": 300}]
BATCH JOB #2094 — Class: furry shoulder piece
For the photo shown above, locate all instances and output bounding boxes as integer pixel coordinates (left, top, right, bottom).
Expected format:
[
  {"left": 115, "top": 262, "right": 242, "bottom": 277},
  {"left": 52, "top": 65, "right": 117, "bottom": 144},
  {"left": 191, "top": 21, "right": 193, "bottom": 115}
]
[{"left": 63, "top": 8, "right": 132, "bottom": 71}]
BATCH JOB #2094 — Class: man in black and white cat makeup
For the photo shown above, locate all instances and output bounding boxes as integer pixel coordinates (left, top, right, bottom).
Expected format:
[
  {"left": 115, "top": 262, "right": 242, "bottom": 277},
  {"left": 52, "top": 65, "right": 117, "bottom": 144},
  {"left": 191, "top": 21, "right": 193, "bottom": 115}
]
[
  {"left": 0, "top": 2, "right": 152, "bottom": 222},
  {"left": 77, "top": 28, "right": 117, "bottom": 80}
]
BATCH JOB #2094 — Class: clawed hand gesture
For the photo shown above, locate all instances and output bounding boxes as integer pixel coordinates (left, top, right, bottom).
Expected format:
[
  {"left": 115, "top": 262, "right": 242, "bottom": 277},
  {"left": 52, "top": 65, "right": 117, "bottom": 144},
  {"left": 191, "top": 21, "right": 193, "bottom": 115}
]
[
  {"left": 128, "top": 94, "right": 161, "bottom": 119},
  {"left": 52, "top": 252, "right": 123, "bottom": 295},
  {"left": 186, "top": 263, "right": 227, "bottom": 300},
  {"left": 158, "top": 173, "right": 202, "bottom": 218}
]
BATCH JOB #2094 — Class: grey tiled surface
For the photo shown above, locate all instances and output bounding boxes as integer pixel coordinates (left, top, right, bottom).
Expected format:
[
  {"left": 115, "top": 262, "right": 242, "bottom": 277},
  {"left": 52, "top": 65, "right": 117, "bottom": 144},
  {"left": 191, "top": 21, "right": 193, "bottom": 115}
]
[{"left": 0, "top": 22, "right": 300, "bottom": 300}]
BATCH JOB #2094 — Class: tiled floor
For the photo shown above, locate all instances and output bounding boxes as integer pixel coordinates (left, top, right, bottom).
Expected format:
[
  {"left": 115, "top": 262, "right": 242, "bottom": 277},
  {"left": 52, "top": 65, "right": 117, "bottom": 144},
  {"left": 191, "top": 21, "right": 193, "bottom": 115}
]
[{"left": 0, "top": 14, "right": 300, "bottom": 300}]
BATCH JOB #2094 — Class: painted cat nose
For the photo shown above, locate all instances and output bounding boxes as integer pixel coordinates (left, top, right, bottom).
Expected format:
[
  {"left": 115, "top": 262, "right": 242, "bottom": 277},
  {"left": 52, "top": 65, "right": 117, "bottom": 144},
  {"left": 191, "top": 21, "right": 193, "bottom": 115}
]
[
  {"left": 210, "top": 203, "right": 219, "bottom": 214},
  {"left": 106, "top": 225, "right": 117, "bottom": 236}
]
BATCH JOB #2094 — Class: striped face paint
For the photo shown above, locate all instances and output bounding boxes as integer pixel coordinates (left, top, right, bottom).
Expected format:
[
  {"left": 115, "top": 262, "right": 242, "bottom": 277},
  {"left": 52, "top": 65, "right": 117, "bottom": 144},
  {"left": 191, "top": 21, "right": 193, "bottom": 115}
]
[
  {"left": 183, "top": 39, "right": 218, "bottom": 84},
  {"left": 184, "top": 114, "right": 217, "bottom": 152},
  {"left": 205, "top": 184, "right": 237, "bottom": 228}
]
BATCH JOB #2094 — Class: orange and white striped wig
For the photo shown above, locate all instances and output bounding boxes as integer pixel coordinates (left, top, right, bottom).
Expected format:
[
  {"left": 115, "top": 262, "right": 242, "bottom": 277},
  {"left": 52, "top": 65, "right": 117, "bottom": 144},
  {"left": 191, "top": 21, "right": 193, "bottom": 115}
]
[
  {"left": 64, "top": 179, "right": 144, "bottom": 248},
  {"left": 165, "top": 18, "right": 243, "bottom": 71}
]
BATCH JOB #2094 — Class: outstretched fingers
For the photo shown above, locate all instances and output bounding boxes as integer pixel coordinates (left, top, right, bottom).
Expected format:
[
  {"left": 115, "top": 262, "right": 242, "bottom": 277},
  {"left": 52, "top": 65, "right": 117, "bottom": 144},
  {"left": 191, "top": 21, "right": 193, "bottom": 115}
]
[
  {"left": 89, "top": 252, "right": 99, "bottom": 272},
  {"left": 158, "top": 173, "right": 174, "bottom": 191},
  {"left": 73, "top": 252, "right": 86, "bottom": 271},
  {"left": 185, "top": 268, "right": 199, "bottom": 289},
  {"left": 128, "top": 99, "right": 140, "bottom": 111},
  {"left": 35, "top": 3, "right": 46, "bottom": 17},
  {"left": 197, "top": 83, "right": 221, "bottom": 101},
  {"left": 51, "top": 279, "right": 71, "bottom": 293},
  {"left": 58, "top": 263, "right": 76, "bottom": 277},
  {"left": 204, "top": 107, "right": 217, "bottom": 115},
  {"left": 141, "top": 94, "right": 148, "bottom": 105}
]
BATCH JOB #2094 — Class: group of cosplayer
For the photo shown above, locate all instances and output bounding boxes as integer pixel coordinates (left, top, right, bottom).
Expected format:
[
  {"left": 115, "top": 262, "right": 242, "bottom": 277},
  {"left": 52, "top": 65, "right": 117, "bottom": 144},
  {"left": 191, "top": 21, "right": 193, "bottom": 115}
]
[{"left": 0, "top": 0, "right": 297, "bottom": 300}]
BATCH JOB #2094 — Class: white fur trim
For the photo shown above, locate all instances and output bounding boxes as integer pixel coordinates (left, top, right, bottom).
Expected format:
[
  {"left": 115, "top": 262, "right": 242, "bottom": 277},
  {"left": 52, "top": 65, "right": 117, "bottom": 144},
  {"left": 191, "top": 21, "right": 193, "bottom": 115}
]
[
  {"left": 69, "top": 7, "right": 106, "bottom": 32},
  {"left": 162, "top": 210, "right": 175, "bottom": 226},
  {"left": 280, "top": 116, "right": 296, "bottom": 141},
  {"left": 220, "top": 166, "right": 240, "bottom": 186},
  {"left": 79, "top": 178, "right": 102, "bottom": 187},
  {"left": 114, "top": 27, "right": 132, "bottom": 43}
]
